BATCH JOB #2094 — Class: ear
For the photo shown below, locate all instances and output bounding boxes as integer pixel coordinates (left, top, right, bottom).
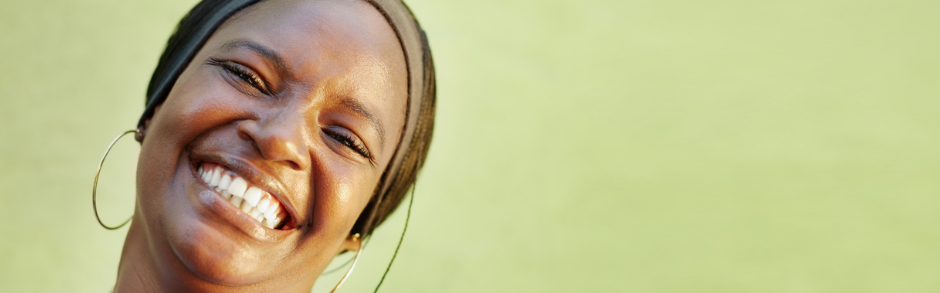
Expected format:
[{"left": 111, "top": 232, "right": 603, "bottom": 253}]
[
  {"left": 337, "top": 233, "right": 363, "bottom": 254},
  {"left": 137, "top": 104, "right": 163, "bottom": 142}
]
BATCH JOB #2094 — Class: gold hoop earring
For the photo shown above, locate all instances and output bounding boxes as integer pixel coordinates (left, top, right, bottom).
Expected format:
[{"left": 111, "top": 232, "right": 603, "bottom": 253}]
[
  {"left": 92, "top": 129, "right": 139, "bottom": 230},
  {"left": 331, "top": 233, "right": 363, "bottom": 293}
]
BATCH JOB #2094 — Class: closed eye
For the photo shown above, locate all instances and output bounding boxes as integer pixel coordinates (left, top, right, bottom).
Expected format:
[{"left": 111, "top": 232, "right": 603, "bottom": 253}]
[
  {"left": 208, "top": 58, "right": 270, "bottom": 94},
  {"left": 323, "top": 126, "right": 374, "bottom": 163}
]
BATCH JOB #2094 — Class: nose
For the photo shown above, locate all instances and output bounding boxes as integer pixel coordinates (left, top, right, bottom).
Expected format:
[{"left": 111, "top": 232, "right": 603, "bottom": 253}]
[{"left": 236, "top": 112, "right": 311, "bottom": 171}]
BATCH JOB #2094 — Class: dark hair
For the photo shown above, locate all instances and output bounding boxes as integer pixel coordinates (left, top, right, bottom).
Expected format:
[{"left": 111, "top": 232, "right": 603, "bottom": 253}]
[{"left": 143, "top": 0, "right": 435, "bottom": 237}]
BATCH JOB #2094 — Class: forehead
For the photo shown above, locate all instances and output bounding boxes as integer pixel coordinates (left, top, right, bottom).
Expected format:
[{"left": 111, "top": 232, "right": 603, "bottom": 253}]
[{"left": 209, "top": 0, "right": 408, "bottom": 115}]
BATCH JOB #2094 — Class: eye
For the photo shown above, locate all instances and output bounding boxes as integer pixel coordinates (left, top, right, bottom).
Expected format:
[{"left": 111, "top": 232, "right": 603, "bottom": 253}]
[
  {"left": 323, "top": 126, "right": 373, "bottom": 162},
  {"left": 208, "top": 58, "right": 270, "bottom": 94}
]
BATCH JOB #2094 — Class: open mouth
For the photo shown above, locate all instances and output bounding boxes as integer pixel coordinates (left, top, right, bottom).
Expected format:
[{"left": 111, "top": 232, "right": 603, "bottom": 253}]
[{"left": 197, "top": 162, "right": 290, "bottom": 229}]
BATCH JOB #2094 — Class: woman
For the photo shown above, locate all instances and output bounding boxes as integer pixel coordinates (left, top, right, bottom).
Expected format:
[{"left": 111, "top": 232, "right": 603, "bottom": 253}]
[{"left": 95, "top": 0, "right": 435, "bottom": 291}]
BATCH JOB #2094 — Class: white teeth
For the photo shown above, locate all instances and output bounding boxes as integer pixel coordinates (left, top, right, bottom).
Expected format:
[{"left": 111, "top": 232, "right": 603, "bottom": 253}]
[
  {"left": 257, "top": 198, "right": 271, "bottom": 212},
  {"left": 240, "top": 200, "right": 254, "bottom": 213},
  {"left": 271, "top": 212, "right": 285, "bottom": 227},
  {"left": 218, "top": 174, "right": 232, "bottom": 191},
  {"left": 230, "top": 195, "right": 243, "bottom": 207},
  {"left": 243, "top": 187, "right": 263, "bottom": 206},
  {"left": 266, "top": 216, "right": 281, "bottom": 228},
  {"left": 228, "top": 177, "right": 248, "bottom": 198},
  {"left": 264, "top": 202, "right": 280, "bottom": 218},
  {"left": 210, "top": 169, "right": 222, "bottom": 186},
  {"left": 263, "top": 218, "right": 278, "bottom": 228},
  {"left": 200, "top": 164, "right": 286, "bottom": 229}
]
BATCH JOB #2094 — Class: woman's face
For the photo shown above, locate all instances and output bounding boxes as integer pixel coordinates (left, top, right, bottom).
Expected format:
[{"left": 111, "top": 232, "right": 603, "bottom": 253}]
[{"left": 135, "top": 0, "right": 407, "bottom": 288}]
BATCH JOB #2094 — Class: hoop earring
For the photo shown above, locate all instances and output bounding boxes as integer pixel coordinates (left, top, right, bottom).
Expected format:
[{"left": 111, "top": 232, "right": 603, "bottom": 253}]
[
  {"left": 331, "top": 233, "right": 363, "bottom": 293},
  {"left": 92, "top": 129, "right": 139, "bottom": 230},
  {"left": 373, "top": 183, "right": 416, "bottom": 293}
]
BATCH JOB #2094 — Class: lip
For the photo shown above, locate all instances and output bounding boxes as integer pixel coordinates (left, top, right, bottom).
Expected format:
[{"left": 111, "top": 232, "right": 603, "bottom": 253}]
[{"left": 187, "top": 151, "right": 301, "bottom": 241}]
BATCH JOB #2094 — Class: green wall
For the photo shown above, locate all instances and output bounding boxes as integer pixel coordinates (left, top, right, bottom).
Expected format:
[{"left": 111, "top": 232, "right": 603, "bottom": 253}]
[{"left": 1, "top": 0, "right": 938, "bottom": 292}]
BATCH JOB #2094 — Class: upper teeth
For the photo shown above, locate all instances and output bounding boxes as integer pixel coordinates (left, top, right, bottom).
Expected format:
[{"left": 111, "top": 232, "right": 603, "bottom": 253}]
[{"left": 198, "top": 163, "right": 287, "bottom": 229}]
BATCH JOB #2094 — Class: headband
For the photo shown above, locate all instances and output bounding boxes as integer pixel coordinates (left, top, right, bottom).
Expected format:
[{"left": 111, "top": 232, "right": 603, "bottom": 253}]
[{"left": 139, "top": 0, "right": 430, "bottom": 235}]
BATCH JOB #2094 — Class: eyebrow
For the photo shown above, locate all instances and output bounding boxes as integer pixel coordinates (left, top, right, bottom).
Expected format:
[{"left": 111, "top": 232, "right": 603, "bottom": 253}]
[
  {"left": 341, "top": 98, "right": 386, "bottom": 148},
  {"left": 219, "top": 39, "right": 290, "bottom": 77}
]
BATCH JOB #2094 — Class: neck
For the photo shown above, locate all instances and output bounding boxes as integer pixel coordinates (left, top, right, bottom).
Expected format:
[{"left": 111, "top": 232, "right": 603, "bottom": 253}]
[{"left": 114, "top": 219, "right": 166, "bottom": 293}]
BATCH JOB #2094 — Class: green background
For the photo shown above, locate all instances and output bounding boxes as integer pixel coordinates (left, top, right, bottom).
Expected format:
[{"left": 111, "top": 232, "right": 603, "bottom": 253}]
[{"left": 2, "top": 0, "right": 938, "bottom": 292}]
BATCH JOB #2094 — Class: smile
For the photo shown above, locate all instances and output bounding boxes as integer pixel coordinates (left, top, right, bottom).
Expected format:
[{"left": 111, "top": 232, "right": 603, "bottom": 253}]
[{"left": 197, "top": 162, "right": 288, "bottom": 229}]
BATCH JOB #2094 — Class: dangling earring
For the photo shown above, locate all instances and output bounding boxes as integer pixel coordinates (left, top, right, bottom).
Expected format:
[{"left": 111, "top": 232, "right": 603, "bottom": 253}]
[
  {"left": 92, "top": 128, "right": 140, "bottom": 230},
  {"left": 331, "top": 233, "right": 363, "bottom": 293}
]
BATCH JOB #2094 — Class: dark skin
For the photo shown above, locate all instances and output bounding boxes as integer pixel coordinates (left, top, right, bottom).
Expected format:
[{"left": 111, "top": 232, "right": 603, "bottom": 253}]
[{"left": 115, "top": 0, "right": 408, "bottom": 291}]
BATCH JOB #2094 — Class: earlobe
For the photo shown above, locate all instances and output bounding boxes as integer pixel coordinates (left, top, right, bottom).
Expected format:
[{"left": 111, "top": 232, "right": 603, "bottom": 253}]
[
  {"left": 339, "top": 233, "right": 363, "bottom": 253},
  {"left": 137, "top": 105, "right": 163, "bottom": 143},
  {"left": 135, "top": 127, "right": 146, "bottom": 143}
]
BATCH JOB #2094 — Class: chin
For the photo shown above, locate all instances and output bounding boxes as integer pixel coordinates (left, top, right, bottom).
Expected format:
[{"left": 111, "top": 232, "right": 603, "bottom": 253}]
[{"left": 167, "top": 213, "right": 271, "bottom": 286}]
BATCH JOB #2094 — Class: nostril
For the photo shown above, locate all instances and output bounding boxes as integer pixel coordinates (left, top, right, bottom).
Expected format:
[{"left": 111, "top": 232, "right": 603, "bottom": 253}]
[
  {"left": 236, "top": 120, "right": 265, "bottom": 157},
  {"left": 235, "top": 120, "right": 256, "bottom": 141},
  {"left": 287, "top": 161, "right": 301, "bottom": 171}
]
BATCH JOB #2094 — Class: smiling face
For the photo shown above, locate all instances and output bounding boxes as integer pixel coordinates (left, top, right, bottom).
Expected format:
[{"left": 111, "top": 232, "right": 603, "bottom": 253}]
[{"left": 131, "top": 0, "right": 407, "bottom": 289}]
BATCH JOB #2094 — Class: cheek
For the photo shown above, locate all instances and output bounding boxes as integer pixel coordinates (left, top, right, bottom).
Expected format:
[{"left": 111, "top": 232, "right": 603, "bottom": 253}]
[
  {"left": 159, "top": 69, "right": 247, "bottom": 139},
  {"left": 309, "top": 153, "right": 380, "bottom": 235},
  {"left": 136, "top": 66, "right": 252, "bottom": 203},
  {"left": 145, "top": 65, "right": 263, "bottom": 156}
]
